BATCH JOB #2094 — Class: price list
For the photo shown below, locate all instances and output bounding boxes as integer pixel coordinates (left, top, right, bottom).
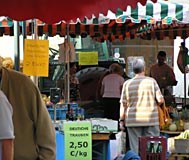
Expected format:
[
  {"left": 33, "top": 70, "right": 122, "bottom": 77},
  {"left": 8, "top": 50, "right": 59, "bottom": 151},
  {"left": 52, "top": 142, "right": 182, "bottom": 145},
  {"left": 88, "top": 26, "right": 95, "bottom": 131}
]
[{"left": 64, "top": 121, "right": 92, "bottom": 160}]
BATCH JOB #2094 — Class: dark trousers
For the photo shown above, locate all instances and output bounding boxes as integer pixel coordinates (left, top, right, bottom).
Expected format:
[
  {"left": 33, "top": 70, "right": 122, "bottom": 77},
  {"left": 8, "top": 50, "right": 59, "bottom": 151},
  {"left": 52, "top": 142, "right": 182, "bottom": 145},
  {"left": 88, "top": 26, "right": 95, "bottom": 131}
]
[{"left": 102, "top": 97, "right": 120, "bottom": 121}]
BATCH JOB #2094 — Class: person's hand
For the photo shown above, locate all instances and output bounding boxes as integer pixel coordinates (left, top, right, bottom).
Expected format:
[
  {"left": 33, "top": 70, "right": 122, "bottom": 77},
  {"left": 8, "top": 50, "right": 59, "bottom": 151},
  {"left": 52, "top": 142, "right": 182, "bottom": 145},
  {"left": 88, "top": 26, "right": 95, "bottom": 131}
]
[{"left": 119, "top": 120, "right": 125, "bottom": 131}]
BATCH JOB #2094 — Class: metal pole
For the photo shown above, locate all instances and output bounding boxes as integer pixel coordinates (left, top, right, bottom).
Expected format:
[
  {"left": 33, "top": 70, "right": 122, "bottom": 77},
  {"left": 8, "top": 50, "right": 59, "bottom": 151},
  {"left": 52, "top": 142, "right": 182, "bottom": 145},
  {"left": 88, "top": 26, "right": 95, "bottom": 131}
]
[
  {"left": 183, "top": 39, "right": 187, "bottom": 107},
  {"left": 66, "top": 24, "right": 70, "bottom": 104},
  {"left": 14, "top": 21, "right": 20, "bottom": 71},
  {"left": 30, "top": 19, "right": 38, "bottom": 86}
]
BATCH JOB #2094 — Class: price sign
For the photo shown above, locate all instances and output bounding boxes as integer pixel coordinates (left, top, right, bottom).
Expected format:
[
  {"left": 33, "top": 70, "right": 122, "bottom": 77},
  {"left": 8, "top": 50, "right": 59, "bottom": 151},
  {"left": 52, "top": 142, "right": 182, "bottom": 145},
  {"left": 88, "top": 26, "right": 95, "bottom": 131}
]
[{"left": 64, "top": 121, "right": 92, "bottom": 160}]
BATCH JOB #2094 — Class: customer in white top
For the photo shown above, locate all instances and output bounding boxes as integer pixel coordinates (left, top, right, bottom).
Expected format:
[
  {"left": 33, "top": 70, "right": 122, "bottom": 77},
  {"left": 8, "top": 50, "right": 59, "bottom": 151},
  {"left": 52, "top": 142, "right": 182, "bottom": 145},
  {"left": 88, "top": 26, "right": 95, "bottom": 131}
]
[
  {"left": 0, "top": 90, "right": 14, "bottom": 160},
  {"left": 101, "top": 63, "right": 125, "bottom": 121}
]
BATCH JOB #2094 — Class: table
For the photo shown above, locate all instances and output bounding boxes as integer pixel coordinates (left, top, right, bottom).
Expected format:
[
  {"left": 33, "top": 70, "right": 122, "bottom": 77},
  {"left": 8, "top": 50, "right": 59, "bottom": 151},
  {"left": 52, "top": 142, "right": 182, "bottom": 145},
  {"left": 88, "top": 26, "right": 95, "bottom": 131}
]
[
  {"left": 160, "top": 130, "right": 181, "bottom": 138},
  {"left": 168, "top": 153, "right": 189, "bottom": 160},
  {"left": 56, "top": 131, "right": 111, "bottom": 160},
  {"left": 92, "top": 133, "right": 111, "bottom": 160}
]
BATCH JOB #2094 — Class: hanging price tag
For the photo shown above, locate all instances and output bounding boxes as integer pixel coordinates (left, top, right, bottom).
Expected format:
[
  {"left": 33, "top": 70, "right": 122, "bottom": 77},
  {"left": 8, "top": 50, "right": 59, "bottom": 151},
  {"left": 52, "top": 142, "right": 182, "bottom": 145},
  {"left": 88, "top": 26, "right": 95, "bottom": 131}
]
[{"left": 64, "top": 121, "right": 92, "bottom": 160}]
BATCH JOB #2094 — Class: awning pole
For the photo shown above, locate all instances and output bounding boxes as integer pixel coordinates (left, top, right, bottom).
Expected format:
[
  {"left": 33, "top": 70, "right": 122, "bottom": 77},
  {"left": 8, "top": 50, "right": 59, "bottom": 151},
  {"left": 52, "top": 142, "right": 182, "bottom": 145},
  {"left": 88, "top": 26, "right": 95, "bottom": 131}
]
[
  {"left": 184, "top": 40, "right": 187, "bottom": 107},
  {"left": 14, "top": 21, "right": 20, "bottom": 71},
  {"left": 31, "top": 19, "right": 38, "bottom": 86},
  {"left": 66, "top": 24, "right": 70, "bottom": 104}
]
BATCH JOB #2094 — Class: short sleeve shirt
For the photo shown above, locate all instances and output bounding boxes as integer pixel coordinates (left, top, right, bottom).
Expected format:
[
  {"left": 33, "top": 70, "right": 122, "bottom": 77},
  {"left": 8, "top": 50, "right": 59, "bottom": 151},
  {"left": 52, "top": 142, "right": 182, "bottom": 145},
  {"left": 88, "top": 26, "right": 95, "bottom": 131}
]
[{"left": 0, "top": 90, "right": 14, "bottom": 160}]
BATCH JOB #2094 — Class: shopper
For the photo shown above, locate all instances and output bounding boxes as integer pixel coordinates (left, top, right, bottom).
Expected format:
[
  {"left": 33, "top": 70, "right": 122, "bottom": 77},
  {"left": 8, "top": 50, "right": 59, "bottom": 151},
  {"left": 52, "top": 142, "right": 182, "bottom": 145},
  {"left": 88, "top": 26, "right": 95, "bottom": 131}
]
[
  {"left": 101, "top": 63, "right": 125, "bottom": 121},
  {"left": 149, "top": 51, "right": 177, "bottom": 95},
  {"left": 0, "top": 90, "right": 14, "bottom": 160},
  {"left": 119, "top": 58, "right": 164, "bottom": 154},
  {"left": 59, "top": 62, "right": 81, "bottom": 103},
  {"left": 0, "top": 59, "right": 56, "bottom": 160}
]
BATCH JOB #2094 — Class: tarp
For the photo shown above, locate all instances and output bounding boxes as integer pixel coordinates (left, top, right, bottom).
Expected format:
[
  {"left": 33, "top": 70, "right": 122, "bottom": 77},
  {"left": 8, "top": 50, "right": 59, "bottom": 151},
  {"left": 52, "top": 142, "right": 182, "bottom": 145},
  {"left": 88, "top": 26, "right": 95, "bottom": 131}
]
[
  {"left": 0, "top": 0, "right": 157, "bottom": 24},
  {"left": 1, "top": 1, "right": 189, "bottom": 41}
]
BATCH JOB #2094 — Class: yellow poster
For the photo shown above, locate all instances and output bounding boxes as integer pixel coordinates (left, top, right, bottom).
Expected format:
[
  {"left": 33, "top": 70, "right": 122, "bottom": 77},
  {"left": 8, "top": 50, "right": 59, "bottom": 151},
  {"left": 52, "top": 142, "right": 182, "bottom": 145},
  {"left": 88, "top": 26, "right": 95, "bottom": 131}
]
[
  {"left": 23, "top": 39, "right": 49, "bottom": 76},
  {"left": 78, "top": 52, "right": 98, "bottom": 65}
]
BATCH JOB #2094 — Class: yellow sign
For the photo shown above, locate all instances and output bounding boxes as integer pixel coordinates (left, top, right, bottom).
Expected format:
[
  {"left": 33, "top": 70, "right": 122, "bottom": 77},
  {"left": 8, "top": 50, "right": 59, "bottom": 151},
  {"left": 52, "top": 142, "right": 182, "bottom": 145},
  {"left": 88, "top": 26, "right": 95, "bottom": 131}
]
[
  {"left": 78, "top": 52, "right": 98, "bottom": 65},
  {"left": 64, "top": 121, "right": 92, "bottom": 160},
  {"left": 23, "top": 39, "right": 49, "bottom": 76}
]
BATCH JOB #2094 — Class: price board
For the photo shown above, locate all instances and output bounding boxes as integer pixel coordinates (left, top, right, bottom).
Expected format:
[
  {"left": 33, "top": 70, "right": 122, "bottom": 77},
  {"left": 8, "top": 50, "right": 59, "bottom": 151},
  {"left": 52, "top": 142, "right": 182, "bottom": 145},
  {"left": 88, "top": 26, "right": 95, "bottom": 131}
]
[{"left": 64, "top": 121, "right": 92, "bottom": 160}]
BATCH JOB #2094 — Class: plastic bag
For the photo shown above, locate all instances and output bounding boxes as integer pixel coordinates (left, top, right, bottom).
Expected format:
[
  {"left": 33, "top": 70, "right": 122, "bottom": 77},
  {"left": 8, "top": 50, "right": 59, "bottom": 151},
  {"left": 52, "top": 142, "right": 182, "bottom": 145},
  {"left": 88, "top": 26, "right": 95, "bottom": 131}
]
[{"left": 116, "top": 131, "right": 126, "bottom": 156}]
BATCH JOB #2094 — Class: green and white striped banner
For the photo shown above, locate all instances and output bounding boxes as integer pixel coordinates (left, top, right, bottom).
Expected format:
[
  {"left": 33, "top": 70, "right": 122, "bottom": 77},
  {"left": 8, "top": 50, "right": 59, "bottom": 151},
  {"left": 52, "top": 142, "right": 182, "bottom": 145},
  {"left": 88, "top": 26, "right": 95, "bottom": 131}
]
[{"left": 113, "top": 1, "right": 189, "bottom": 24}]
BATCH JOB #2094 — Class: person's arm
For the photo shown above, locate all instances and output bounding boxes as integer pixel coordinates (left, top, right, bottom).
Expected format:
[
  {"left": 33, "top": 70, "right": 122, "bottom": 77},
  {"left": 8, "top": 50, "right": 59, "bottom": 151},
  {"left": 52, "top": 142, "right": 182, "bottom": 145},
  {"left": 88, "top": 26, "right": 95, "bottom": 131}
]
[
  {"left": 2, "top": 139, "right": 14, "bottom": 160},
  {"left": 33, "top": 87, "right": 56, "bottom": 160},
  {"left": 119, "top": 102, "right": 127, "bottom": 131},
  {"left": 154, "top": 80, "right": 164, "bottom": 105},
  {"left": 167, "top": 67, "right": 177, "bottom": 86},
  {"left": 120, "top": 102, "right": 127, "bottom": 120},
  {"left": 100, "top": 83, "right": 104, "bottom": 97}
]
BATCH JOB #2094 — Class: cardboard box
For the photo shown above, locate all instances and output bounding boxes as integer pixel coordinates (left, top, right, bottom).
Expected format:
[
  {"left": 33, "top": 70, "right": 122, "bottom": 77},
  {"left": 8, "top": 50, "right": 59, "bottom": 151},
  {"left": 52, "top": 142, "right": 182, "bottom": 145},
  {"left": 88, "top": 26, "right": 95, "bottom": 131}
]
[
  {"left": 168, "top": 138, "right": 189, "bottom": 153},
  {"left": 90, "top": 118, "right": 118, "bottom": 133}
]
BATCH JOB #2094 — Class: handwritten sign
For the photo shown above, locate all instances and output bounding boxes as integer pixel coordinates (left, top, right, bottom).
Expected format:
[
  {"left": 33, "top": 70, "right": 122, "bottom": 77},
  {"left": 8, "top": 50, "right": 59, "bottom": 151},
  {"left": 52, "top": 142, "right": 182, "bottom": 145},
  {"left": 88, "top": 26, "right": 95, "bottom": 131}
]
[
  {"left": 78, "top": 52, "right": 98, "bottom": 65},
  {"left": 23, "top": 39, "right": 49, "bottom": 76},
  {"left": 64, "top": 121, "right": 92, "bottom": 160}
]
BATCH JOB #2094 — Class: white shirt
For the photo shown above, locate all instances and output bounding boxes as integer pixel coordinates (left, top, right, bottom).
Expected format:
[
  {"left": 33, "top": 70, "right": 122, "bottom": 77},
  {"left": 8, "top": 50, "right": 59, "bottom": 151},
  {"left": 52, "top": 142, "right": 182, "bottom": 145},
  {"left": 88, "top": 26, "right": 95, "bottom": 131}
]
[{"left": 0, "top": 90, "right": 14, "bottom": 160}]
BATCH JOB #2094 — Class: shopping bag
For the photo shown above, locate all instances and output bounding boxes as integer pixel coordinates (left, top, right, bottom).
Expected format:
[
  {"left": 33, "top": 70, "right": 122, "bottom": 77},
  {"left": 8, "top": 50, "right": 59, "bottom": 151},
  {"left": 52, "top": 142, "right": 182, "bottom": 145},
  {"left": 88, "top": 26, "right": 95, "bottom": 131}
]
[
  {"left": 158, "top": 102, "right": 171, "bottom": 130},
  {"left": 116, "top": 131, "right": 126, "bottom": 156}
]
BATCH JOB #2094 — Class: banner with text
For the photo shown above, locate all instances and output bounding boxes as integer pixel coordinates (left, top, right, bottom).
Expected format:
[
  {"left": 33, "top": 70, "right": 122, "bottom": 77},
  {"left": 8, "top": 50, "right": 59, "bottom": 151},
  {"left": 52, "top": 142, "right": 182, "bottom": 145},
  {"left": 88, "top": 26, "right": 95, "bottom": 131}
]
[
  {"left": 64, "top": 121, "right": 92, "bottom": 160},
  {"left": 23, "top": 39, "right": 49, "bottom": 76}
]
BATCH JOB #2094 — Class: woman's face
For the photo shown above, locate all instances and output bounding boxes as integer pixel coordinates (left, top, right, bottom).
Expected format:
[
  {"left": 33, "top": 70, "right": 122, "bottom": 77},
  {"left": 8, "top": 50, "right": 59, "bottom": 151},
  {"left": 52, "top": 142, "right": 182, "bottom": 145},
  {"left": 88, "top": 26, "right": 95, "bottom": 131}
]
[{"left": 70, "top": 64, "right": 77, "bottom": 74}]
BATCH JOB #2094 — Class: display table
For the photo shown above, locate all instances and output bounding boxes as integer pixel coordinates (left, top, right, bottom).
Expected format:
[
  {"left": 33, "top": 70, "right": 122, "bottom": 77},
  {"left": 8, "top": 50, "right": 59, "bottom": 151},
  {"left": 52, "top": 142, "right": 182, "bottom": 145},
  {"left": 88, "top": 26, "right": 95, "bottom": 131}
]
[
  {"left": 160, "top": 130, "right": 181, "bottom": 138},
  {"left": 56, "top": 131, "right": 111, "bottom": 160},
  {"left": 92, "top": 133, "right": 111, "bottom": 160}
]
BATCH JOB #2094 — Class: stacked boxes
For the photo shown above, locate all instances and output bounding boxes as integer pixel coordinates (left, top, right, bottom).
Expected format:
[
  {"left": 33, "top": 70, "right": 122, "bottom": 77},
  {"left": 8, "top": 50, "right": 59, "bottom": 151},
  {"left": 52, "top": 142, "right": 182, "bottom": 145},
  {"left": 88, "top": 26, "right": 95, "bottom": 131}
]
[{"left": 47, "top": 103, "right": 84, "bottom": 120}]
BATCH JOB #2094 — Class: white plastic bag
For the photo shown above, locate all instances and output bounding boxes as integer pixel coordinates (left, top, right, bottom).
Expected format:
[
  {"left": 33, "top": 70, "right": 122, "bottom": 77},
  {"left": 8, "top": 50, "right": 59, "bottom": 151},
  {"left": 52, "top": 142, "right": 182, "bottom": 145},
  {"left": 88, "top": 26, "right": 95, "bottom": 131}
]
[{"left": 116, "top": 131, "right": 126, "bottom": 156}]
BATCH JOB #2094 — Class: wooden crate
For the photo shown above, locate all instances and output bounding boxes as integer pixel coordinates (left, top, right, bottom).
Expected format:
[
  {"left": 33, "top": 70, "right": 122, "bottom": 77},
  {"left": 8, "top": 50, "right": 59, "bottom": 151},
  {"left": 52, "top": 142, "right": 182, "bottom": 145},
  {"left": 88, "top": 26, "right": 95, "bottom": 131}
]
[{"left": 168, "top": 138, "right": 189, "bottom": 153}]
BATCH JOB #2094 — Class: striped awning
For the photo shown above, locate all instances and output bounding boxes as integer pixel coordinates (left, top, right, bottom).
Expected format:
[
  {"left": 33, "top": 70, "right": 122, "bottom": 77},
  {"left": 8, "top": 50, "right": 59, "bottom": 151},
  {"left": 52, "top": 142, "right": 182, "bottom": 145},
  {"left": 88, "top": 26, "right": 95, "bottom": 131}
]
[
  {"left": 0, "top": 0, "right": 157, "bottom": 24},
  {"left": 1, "top": 1, "right": 189, "bottom": 41},
  {"left": 138, "top": 22, "right": 189, "bottom": 40},
  {"left": 115, "top": 0, "right": 189, "bottom": 24},
  {"left": 0, "top": 17, "right": 147, "bottom": 41}
]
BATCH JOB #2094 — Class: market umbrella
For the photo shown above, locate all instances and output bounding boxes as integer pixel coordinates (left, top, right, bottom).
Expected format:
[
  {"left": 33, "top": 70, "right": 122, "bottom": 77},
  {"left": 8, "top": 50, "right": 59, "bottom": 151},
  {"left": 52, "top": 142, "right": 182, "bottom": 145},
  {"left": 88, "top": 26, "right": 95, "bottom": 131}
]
[{"left": 0, "top": 0, "right": 157, "bottom": 24}]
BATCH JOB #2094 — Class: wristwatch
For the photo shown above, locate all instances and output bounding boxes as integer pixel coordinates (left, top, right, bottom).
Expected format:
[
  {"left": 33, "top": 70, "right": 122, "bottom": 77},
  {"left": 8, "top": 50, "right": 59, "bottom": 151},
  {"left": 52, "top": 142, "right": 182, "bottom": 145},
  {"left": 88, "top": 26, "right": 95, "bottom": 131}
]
[{"left": 119, "top": 119, "right": 124, "bottom": 122}]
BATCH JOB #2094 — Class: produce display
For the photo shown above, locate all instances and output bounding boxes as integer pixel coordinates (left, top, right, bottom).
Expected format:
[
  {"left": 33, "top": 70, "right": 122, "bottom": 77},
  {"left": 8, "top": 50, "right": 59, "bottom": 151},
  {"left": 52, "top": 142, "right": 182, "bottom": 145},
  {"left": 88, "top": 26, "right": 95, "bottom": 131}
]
[
  {"left": 162, "top": 106, "right": 189, "bottom": 132},
  {"left": 0, "top": 56, "right": 23, "bottom": 71},
  {"left": 175, "top": 130, "right": 189, "bottom": 139}
]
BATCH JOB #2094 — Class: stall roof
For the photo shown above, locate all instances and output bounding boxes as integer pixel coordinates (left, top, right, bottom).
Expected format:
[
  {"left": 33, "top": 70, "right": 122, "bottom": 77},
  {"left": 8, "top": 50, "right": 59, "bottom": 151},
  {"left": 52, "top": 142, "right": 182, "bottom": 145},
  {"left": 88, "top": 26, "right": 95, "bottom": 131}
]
[
  {"left": 1, "top": 0, "right": 189, "bottom": 41},
  {"left": 0, "top": 0, "right": 157, "bottom": 24}
]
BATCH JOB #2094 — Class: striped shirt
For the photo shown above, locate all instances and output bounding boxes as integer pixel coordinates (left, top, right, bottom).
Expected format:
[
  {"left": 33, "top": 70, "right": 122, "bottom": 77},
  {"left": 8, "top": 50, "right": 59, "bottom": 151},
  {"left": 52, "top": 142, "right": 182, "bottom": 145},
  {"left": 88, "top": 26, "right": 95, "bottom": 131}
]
[{"left": 120, "top": 76, "right": 163, "bottom": 127}]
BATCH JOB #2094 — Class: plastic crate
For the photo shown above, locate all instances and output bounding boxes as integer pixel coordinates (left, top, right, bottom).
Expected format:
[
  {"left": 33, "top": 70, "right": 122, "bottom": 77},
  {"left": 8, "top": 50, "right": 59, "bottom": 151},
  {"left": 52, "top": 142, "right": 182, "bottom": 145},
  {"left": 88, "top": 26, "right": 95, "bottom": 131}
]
[
  {"left": 139, "top": 136, "right": 167, "bottom": 160},
  {"left": 47, "top": 104, "right": 84, "bottom": 121},
  {"left": 48, "top": 108, "right": 67, "bottom": 120}
]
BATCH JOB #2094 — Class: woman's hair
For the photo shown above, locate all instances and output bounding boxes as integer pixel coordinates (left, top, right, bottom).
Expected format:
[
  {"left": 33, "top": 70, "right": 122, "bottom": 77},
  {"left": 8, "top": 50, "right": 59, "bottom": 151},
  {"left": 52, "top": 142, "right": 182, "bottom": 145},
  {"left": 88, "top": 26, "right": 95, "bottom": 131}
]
[
  {"left": 133, "top": 59, "right": 145, "bottom": 74},
  {"left": 70, "top": 62, "right": 76, "bottom": 68},
  {"left": 109, "top": 63, "right": 121, "bottom": 73}
]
